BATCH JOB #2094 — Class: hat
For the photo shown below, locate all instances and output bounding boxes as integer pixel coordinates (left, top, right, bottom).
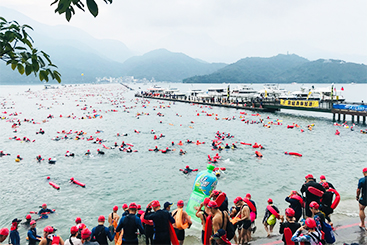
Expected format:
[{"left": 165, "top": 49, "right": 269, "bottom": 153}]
[
  {"left": 305, "top": 174, "right": 314, "bottom": 179},
  {"left": 26, "top": 214, "right": 32, "bottom": 220},
  {"left": 285, "top": 208, "right": 295, "bottom": 217},
  {"left": 305, "top": 218, "right": 317, "bottom": 229},
  {"left": 42, "top": 203, "right": 47, "bottom": 207},
  {"left": 164, "top": 202, "right": 173, "bottom": 209},
  {"left": 137, "top": 204, "right": 141, "bottom": 209},
  {"left": 267, "top": 198, "right": 273, "bottom": 204},
  {"left": 152, "top": 200, "right": 160, "bottom": 208},
  {"left": 75, "top": 217, "right": 82, "bottom": 224},
  {"left": 320, "top": 175, "right": 326, "bottom": 180},
  {"left": 0, "top": 228, "right": 9, "bottom": 236},
  {"left": 43, "top": 226, "right": 54, "bottom": 233},
  {"left": 322, "top": 182, "right": 329, "bottom": 188},
  {"left": 363, "top": 167, "right": 367, "bottom": 173},
  {"left": 185, "top": 165, "right": 189, "bottom": 169},
  {"left": 30, "top": 220, "right": 36, "bottom": 225},
  {"left": 81, "top": 228, "right": 92, "bottom": 239},
  {"left": 233, "top": 196, "right": 243, "bottom": 204},
  {"left": 129, "top": 203, "right": 138, "bottom": 209},
  {"left": 78, "top": 223, "right": 86, "bottom": 230},
  {"left": 113, "top": 205, "right": 118, "bottom": 211},
  {"left": 12, "top": 218, "right": 21, "bottom": 223},
  {"left": 309, "top": 201, "right": 319, "bottom": 209},
  {"left": 245, "top": 193, "right": 251, "bottom": 199},
  {"left": 98, "top": 215, "right": 105, "bottom": 222},
  {"left": 70, "top": 226, "right": 78, "bottom": 235},
  {"left": 212, "top": 190, "right": 219, "bottom": 196},
  {"left": 177, "top": 200, "right": 184, "bottom": 207},
  {"left": 203, "top": 198, "right": 210, "bottom": 206},
  {"left": 122, "top": 203, "right": 128, "bottom": 209},
  {"left": 207, "top": 201, "right": 218, "bottom": 208}
]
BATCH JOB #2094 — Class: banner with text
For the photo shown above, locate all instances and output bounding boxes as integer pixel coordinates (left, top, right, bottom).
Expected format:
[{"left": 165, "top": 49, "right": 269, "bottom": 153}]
[{"left": 280, "top": 99, "right": 319, "bottom": 108}]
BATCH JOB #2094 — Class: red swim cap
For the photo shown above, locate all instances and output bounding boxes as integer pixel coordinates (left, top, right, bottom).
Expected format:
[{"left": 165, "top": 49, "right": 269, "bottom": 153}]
[
  {"left": 245, "top": 193, "right": 251, "bottom": 199},
  {"left": 233, "top": 196, "right": 242, "bottom": 204},
  {"left": 26, "top": 214, "right": 31, "bottom": 220},
  {"left": 363, "top": 167, "right": 367, "bottom": 173},
  {"left": 30, "top": 220, "right": 36, "bottom": 225},
  {"left": 70, "top": 226, "right": 78, "bottom": 235},
  {"left": 177, "top": 200, "right": 184, "bottom": 207},
  {"left": 212, "top": 190, "right": 219, "bottom": 196},
  {"left": 43, "top": 226, "right": 54, "bottom": 233},
  {"left": 185, "top": 165, "right": 189, "bottom": 169},
  {"left": 285, "top": 208, "right": 295, "bottom": 217},
  {"left": 122, "top": 203, "right": 128, "bottom": 209},
  {"left": 203, "top": 198, "right": 210, "bottom": 206},
  {"left": 320, "top": 175, "right": 326, "bottom": 180},
  {"left": 151, "top": 200, "right": 160, "bottom": 208},
  {"left": 98, "top": 215, "right": 105, "bottom": 222},
  {"left": 309, "top": 201, "right": 319, "bottom": 209},
  {"left": 305, "top": 218, "right": 317, "bottom": 229},
  {"left": 75, "top": 217, "right": 81, "bottom": 224},
  {"left": 129, "top": 203, "right": 138, "bottom": 209},
  {"left": 0, "top": 228, "right": 9, "bottom": 236},
  {"left": 113, "top": 205, "right": 118, "bottom": 211},
  {"left": 305, "top": 174, "right": 314, "bottom": 179},
  {"left": 267, "top": 198, "right": 273, "bottom": 204},
  {"left": 42, "top": 203, "right": 47, "bottom": 208},
  {"left": 81, "top": 228, "right": 91, "bottom": 239},
  {"left": 207, "top": 201, "right": 218, "bottom": 208}
]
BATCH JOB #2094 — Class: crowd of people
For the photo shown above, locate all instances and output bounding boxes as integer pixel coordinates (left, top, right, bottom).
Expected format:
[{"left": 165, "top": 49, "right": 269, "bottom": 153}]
[{"left": 0, "top": 168, "right": 366, "bottom": 245}]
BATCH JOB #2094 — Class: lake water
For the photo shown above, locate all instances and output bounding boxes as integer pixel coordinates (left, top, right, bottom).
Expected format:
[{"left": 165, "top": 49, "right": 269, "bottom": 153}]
[{"left": 0, "top": 82, "right": 366, "bottom": 244}]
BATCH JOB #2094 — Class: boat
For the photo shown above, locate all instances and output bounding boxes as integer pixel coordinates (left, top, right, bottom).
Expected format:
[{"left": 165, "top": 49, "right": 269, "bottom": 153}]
[
  {"left": 279, "top": 85, "right": 345, "bottom": 102},
  {"left": 231, "top": 85, "right": 258, "bottom": 98},
  {"left": 254, "top": 84, "right": 288, "bottom": 99},
  {"left": 206, "top": 88, "right": 228, "bottom": 97}
]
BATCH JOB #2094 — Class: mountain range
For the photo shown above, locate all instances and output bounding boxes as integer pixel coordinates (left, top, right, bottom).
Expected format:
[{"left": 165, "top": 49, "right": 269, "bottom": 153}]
[{"left": 0, "top": 7, "right": 366, "bottom": 84}]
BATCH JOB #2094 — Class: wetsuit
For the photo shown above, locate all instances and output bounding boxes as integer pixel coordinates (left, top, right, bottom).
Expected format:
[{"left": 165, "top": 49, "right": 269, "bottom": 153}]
[
  {"left": 358, "top": 175, "right": 367, "bottom": 206},
  {"left": 116, "top": 214, "right": 145, "bottom": 244},
  {"left": 320, "top": 191, "right": 334, "bottom": 222},
  {"left": 38, "top": 208, "right": 54, "bottom": 218},
  {"left": 219, "top": 196, "right": 229, "bottom": 212},
  {"left": 91, "top": 224, "right": 114, "bottom": 245},
  {"left": 285, "top": 197, "right": 302, "bottom": 222},
  {"left": 144, "top": 209, "right": 175, "bottom": 245},
  {"left": 122, "top": 210, "right": 129, "bottom": 217},
  {"left": 10, "top": 229, "right": 20, "bottom": 245},
  {"left": 279, "top": 221, "right": 301, "bottom": 245},
  {"left": 183, "top": 168, "right": 193, "bottom": 174},
  {"left": 262, "top": 205, "right": 279, "bottom": 224},
  {"left": 27, "top": 227, "right": 41, "bottom": 245},
  {"left": 291, "top": 230, "right": 322, "bottom": 245},
  {"left": 300, "top": 181, "right": 325, "bottom": 217}
]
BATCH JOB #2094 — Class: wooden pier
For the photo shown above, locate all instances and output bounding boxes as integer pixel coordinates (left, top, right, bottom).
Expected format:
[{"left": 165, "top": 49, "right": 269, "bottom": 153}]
[{"left": 135, "top": 94, "right": 367, "bottom": 124}]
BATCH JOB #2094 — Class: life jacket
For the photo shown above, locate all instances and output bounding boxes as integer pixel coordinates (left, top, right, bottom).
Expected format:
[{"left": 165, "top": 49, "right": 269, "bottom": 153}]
[{"left": 290, "top": 194, "right": 304, "bottom": 206}]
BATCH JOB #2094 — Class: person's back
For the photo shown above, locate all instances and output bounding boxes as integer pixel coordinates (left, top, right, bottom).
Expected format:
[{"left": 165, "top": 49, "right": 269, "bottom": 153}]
[
  {"left": 91, "top": 216, "right": 114, "bottom": 245},
  {"left": 119, "top": 213, "right": 145, "bottom": 243}
]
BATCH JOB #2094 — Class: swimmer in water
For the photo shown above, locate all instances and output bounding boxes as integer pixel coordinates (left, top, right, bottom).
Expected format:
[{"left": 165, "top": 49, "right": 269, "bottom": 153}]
[
  {"left": 179, "top": 149, "right": 186, "bottom": 155},
  {"left": 38, "top": 204, "right": 54, "bottom": 218},
  {"left": 85, "top": 150, "right": 91, "bottom": 155},
  {"left": 36, "top": 155, "right": 43, "bottom": 162},
  {"left": 48, "top": 158, "right": 56, "bottom": 164},
  {"left": 97, "top": 149, "right": 105, "bottom": 155},
  {"left": 0, "top": 151, "right": 10, "bottom": 157}
]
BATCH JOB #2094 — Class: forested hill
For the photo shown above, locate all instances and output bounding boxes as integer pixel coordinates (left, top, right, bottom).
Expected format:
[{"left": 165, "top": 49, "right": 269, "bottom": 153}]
[{"left": 183, "top": 54, "right": 367, "bottom": 84}]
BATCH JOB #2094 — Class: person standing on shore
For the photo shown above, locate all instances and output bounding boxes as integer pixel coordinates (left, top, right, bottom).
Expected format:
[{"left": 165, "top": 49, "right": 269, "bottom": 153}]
[
  {"left": 9, "top": 218, "right": 21, "bottom": 245},
  {"left": 172, "top": 200, "right": 192, "bottom": 245},
  {"left": 357, "top": 167, "right": 367, "bottom": 230},
  {"left": 300, "top": 174, "right": 325, "bottom": 218},
  {"left": 27, "top": 220, "right": 41, "bottom": 245}
]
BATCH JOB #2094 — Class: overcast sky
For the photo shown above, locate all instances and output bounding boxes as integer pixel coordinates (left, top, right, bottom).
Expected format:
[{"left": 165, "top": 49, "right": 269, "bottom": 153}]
[{"left": 0, "top": 0, "right": 366, "bottom": 64}]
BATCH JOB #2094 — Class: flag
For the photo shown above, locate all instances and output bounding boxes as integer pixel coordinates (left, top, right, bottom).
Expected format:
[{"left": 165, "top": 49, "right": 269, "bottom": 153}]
[
  {"left": 264, "top": 90, "right": 268, "bottom": 98},
  {"left": 306, "top": 91, "right": 312, "bottom": 100},
  {"left": 341, "top": 87, "right": 344, "bottom": 91}
]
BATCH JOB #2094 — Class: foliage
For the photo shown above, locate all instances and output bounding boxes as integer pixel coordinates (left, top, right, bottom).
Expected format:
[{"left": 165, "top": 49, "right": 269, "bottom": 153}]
[
  {"left": 0, "top": 17, "right": 61, "bottom": 82},
  {"left": 51, "top": 0, "right": 113, "bottom": 21}
]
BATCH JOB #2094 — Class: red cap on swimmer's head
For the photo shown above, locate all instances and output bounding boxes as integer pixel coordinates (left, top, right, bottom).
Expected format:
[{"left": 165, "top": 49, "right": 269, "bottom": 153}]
[
  {"left": 305, "top": 218, "right": 317, "bottom": 229},
  {"left": 233, "top": 196, "right": 243, "bottom": 204},
  {"left": 267, "top": 198, "right": 273, "bottom": 204},
  {"left": 75, "top": 217, "right": 81, "bottom": 224},
  {"left": 81, "top": 228, "right": 92, "bottom": 239},
  {"left": 98, "top": 215, "right": 105, "bottom": 222},
  {"left": 212, "top": 190, "right": 219, "bottom": 196},
  {"left": 26, "top": 214, "right": 31, "bottom": 220},
  {"left": 363, "top": 167, "right": 367, "bottom": 173},
  {"left": 320, "top": 175, "right": 326, "bottom": 180},
  {"left": 70, "top": 226, "right": 78, "bottom": 235},
  {"left": 285, "top": 208, "right": 295, "bottom": 217},
  {"left": 129, "top": 203, "right": 138, "bottom": 209},
  {"left": 203, "top": 198, "right": 210, "bottom": 206},
  {"left": 122, "top": 203, "right": 128, "bottom": 209},
  {"left": 177, "top": 200, "right": 184, "bottom": 207},
  {"left": 305, "top": 174, "right": 314, "bottom": 179},
  {"left": 152, "top": 200, "right": 160, "bottom": 208},
  {"left": 245, "top": 193, "right": 251, "bottom": 198},
  {"left": 207, "top": 201, "right": 218, "bottom": 208},
  {"left": 309, "top": 201, "right": 319, "bottom": 209},
  {"left": 113, "top": 206, "right": 118, "bottom": 211}
]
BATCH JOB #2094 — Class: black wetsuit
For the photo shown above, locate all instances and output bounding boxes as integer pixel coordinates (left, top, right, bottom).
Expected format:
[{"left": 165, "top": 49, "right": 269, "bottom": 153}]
[
  {"left": 144, "top": 209, "right": 175, "bottom": 245},
  {"left": 116, "top": 214, "right": 145, "bottom": 244},
  {"left": 219, "top": 196, "right": 229, "bottom": 212},
  {"left": 320, "top": 191, "right": 334, "bottom": 222},
  {"left": 285, "top": 197, "right": 302, "bottom": 222},
  {"left": 279, "top": 221, "right": 301, "bottom": 245},
  {"left": 358, "top": 176, "right": 367, "bottom": 206},
  {"left": 300, "top": 180, "right": 325, "bottom": 217}
]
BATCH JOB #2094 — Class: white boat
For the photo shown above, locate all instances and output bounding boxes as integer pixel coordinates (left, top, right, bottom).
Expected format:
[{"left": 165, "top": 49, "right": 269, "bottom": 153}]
[
  {"left": 231, "top": 85, "right": 258, "bottom": 98},
  {"left": 280, "top": 85, "right": 345, "bottom": 102},
  {"left": 187, "top": 89, "right": 205, "bottom": 97},
  {"left": 206, "top": 87, "right": 228, "bottom": 97},
  {"left": 255, "top": 84, "right": 288, "bottom": 99}
]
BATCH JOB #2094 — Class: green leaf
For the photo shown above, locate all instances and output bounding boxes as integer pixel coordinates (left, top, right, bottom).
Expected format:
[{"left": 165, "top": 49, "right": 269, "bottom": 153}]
[
  {"left": 87, "top": 0, "right": 98, "bottom": 17},
  {"left": 25, "top": 64, "right": 32, "bottom": 76},
  {"left": 11, "top": 62, "right": 17, "bottom": 70},
  {"left": 66, "top": 8, "right": 72, "bottom": 21},
  {"left": 50, "top": 0, "right": 58, "bottom": 6},
  {"left": 17, "top": 64, "right": 24, "bottom": 74}
]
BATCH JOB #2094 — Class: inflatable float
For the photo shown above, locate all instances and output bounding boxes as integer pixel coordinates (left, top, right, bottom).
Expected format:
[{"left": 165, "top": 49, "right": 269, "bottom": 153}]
[
  {"left": 285, "top": 152, "right": 302, "bottom": 157},
  {"left": 49, "top": 181, "right": 60, "bottom": 190},
  {"left": 70, "top": 177, "right": 85, "bottom": 187},
  {"left": 267, "top": 205, "right": 280, "bottom": 219}
]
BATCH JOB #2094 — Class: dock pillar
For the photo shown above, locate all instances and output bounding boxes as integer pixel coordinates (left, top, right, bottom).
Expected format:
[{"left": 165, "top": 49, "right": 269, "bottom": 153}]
[
  {"left": 343, "top": 114, "right": 346, "bottom": 122},
  {"left": 352, "top": 115, "right": 354, "bottom": 123},
  {"left": 363, "top": 116, "right": 366, "bottom": 124},
  {"left": 357, "top": 116, "right": 360, "bottom": 123},
  {"left": 338, "top": 113, "right": 341, "bottom": 121},
  {"left": 333, "top": 113, "right": 336, "bottom": 122}
]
